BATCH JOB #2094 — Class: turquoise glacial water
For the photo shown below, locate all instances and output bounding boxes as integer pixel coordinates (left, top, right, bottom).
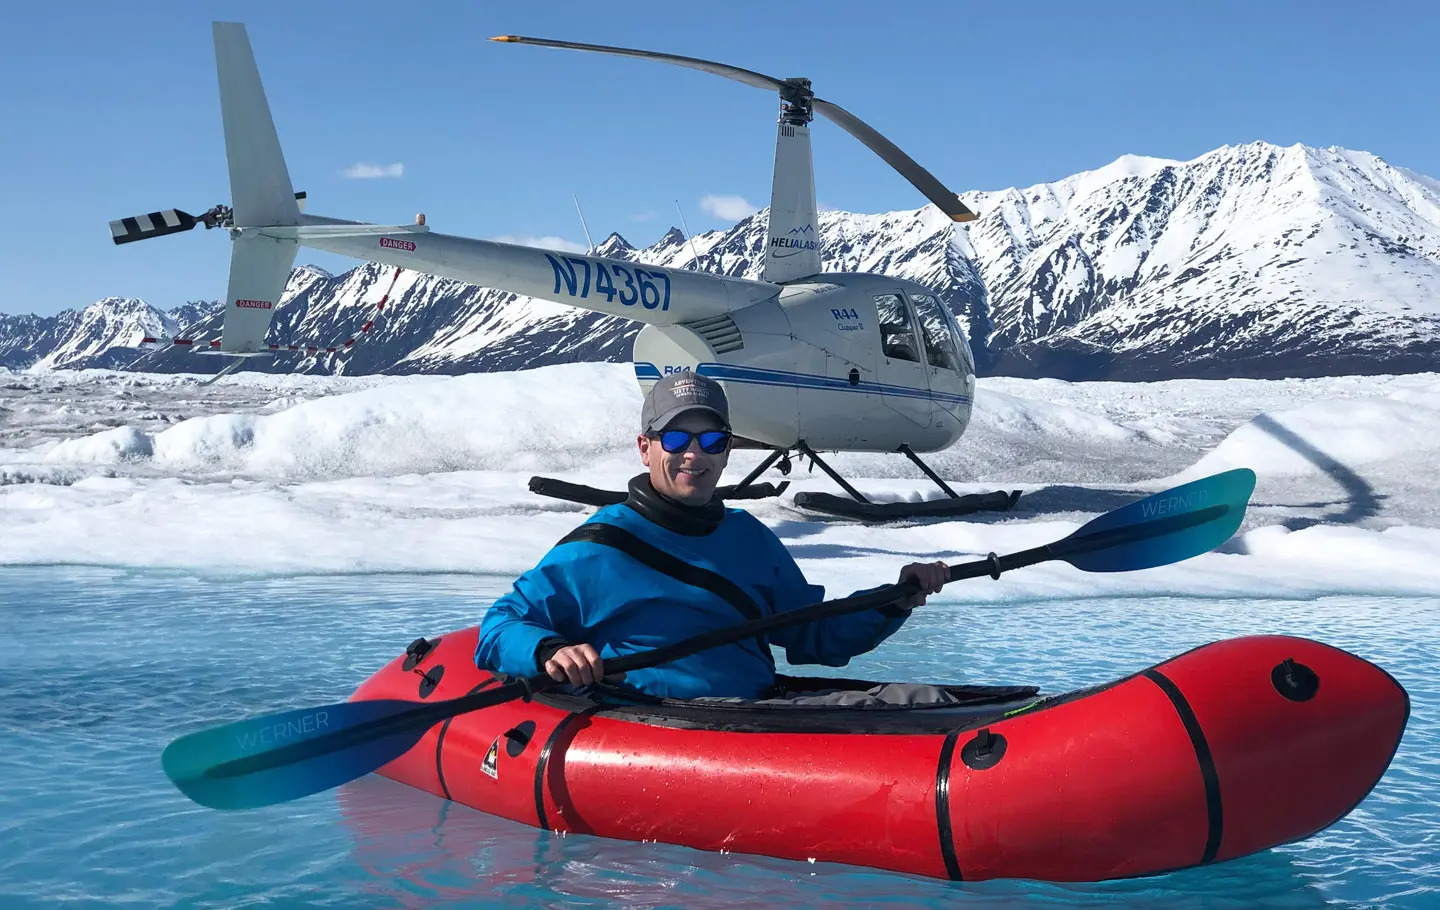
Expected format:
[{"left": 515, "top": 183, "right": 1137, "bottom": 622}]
[{"left": 0, "top": 567, "right": 1435, "bottom": 908}]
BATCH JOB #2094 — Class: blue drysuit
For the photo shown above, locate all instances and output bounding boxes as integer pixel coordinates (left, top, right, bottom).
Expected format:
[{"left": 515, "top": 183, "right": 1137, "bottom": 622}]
[{"left": 474, "top": 503, "right": 909, "bottom": 699}]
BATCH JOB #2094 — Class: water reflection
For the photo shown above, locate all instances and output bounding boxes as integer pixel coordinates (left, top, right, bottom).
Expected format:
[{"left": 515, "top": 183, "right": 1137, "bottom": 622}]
[
  {"left": 1, "top": 569, "right": 1427, "bottom": 908},
  {"left": 336, "top": 774, "right": 1334, "bottom": 909}
]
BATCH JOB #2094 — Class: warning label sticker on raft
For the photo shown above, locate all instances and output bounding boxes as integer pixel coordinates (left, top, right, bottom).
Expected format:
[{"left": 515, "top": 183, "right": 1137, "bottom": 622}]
[{"left": 482, "top": 737, "right": 500, "bottom": 780}]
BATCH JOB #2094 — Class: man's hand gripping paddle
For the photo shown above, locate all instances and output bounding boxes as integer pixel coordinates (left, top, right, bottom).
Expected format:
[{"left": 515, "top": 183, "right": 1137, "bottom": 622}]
[{"left": 161, "top": 468, "right": 1256, "bottom": 811}]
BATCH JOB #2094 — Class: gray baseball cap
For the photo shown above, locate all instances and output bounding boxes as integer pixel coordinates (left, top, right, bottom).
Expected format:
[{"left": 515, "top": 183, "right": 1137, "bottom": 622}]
[{"left": 641, "top": 372, "right": 730, "bottom": 434}]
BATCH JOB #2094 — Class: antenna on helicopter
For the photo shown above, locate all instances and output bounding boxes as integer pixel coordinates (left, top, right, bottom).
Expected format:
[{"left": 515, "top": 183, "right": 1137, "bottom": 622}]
[
  {"left": 674, "top": 199, "right": 703, "bottom": 272},
  {"left": 572, "top": 194, "right": 596, "bottom": 255}
]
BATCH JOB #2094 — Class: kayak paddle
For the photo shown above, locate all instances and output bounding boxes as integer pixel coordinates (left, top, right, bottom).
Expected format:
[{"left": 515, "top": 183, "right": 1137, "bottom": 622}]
[{"left": 162, "top": 467, "right": 1255, "bottom": 810}]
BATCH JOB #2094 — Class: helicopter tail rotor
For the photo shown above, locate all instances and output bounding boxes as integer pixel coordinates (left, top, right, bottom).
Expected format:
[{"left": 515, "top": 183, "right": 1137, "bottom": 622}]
[{"left": 109, "top": 208, "right": 200, "bottom": 246}]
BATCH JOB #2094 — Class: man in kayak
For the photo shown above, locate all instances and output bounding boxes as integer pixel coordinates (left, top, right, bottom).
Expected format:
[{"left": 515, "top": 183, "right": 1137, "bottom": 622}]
[{"left": 474, "top": 372, "right": 950, "bottom": 701}]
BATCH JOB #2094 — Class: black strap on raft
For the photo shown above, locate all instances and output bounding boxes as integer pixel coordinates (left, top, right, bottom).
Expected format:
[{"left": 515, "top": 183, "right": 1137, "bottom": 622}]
[
  {"left": 500, "top": 673, "right": 538, "bottom": 702},
  {"left": 557, "top": 523, "right": 774, "bottom": 666}
]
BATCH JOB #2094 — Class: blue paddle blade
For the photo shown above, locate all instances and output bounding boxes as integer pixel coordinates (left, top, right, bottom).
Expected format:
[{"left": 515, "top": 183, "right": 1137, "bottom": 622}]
[
  {"left": 161, "top": 698, "right": 430, "bottom": 810},
  {"left": 1061, "top": 468, "right": 1257, "bottom": 572}
]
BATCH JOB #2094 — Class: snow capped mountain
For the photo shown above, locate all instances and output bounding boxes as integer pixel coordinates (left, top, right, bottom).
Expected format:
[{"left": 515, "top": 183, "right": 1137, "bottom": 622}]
[
  {"left": 7, "top": 141, "right": 1440, "bottom": 380},
  {"left": 0, "top": 297, "right": 188, "bottom": 370},
  {"left": 124, "top": 232, "right": 650, "bottom": 378},
  {"left": 32, "top": 297, "right": 179, "bottom": 370},
  {"left": 956, "top": 142, "right": 1440, "bottom": 378}
]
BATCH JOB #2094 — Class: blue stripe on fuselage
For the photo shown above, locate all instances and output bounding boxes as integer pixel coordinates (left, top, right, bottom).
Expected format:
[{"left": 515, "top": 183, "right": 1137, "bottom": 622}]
[{"left": 631, "top": 361, "right": 972, "bottom": 407}]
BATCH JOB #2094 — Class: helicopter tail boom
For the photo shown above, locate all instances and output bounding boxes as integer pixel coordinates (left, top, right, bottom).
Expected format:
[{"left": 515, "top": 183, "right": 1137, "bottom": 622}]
[{"left": 289, "top": 216, "right": 775, "bottom": 328}]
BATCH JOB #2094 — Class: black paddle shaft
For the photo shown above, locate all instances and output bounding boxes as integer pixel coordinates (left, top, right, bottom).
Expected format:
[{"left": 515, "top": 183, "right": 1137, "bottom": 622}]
[
  {"left": 206, "top": 502, "right": 1236, "bottom": 780},
  {"left": 208, "top": 557, "right": 941, "bottom": 779},
  {"left": 334, "top": 503, "right": 1236, "bottom": 741},
  {"left": 482, "top": 507, "right": 1231, "bottom": 708}
]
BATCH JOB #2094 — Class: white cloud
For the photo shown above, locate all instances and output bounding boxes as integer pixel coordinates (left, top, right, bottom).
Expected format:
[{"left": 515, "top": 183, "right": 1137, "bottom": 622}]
[
  {"left": 817, "top": 200, "right": 837, "bottom": 212},
  {"left": 629, "top": 210, "right": 657, "bottom": 222},
  {"left": 490, "top": 235, "right": 590, "bottom": 254},
  {"left": 341, "top": 162, "right": 405, "bottom": 179},
  {"left": 700, "top": 194, "right": 757, "bottom": 221}
]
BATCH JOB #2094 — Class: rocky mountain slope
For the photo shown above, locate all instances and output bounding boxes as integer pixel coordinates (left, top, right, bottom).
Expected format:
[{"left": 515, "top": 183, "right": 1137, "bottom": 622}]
[{"left": 7, "top": 141, "right": 1438, "bottom": 381}]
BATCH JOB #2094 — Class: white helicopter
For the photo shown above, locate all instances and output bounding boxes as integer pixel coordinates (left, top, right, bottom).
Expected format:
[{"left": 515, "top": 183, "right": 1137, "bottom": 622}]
[{"left": 109, "top": 22, "right": 1021, "bottom": 521}]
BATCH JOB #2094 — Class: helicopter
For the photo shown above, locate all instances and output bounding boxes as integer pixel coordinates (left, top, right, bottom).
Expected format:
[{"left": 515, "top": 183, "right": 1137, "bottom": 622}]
[{"left": 108, "top": 22, "right": 1021, "bottom": 521}]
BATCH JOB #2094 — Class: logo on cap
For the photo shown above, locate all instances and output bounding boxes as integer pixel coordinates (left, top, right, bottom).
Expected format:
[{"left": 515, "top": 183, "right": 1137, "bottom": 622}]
[
  {"left": 670, "top": 378, "right": 705, "bottom": 400},
  {"left": 641, "top": 371, "right": 729, "bottom": 433}
]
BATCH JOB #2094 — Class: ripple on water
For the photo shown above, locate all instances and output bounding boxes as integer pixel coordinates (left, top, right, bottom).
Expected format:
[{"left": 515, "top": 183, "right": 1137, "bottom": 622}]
[{"left": 0, "top": 568, "right": 1435, "bottom": 908}]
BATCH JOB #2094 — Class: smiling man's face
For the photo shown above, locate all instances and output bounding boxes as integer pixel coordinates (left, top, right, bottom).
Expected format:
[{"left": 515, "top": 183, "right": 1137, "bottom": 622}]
[{"left": 637, "top": 411, "right": 731, "bottom": 505}]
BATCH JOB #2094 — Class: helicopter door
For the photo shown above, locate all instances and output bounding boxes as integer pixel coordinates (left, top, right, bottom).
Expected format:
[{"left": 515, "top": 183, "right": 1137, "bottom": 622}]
[
  {"left": 907, "top": 292, "right": 970, "bottom": 431},
  {"left": 872, "top": 291, "right": 931, "bottom": 429}
]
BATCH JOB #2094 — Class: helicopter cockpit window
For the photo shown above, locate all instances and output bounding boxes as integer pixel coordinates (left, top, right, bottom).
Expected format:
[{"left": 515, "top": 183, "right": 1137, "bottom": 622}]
[
  {"left": 909, "top": 293, "right": 961, "bottom": 371},
  {"left": 874, "top": 293, "right": 921, "bottom": 363}
]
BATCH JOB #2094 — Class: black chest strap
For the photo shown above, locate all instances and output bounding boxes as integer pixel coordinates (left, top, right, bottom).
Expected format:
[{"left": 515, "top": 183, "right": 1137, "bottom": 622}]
[{"left": 557, "top": 522, "right": 773, "bottom": 664}]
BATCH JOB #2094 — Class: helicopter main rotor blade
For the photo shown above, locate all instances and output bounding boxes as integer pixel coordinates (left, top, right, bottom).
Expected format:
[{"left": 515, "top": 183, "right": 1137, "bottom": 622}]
[
  {"left": 810, "top": 98, "right": 976, "bottom": 223},
  {"left": 490, "top": 36, "right": 979, "bottom": 223},
  {"left": 490, "top": 35, "right": 782, "bottom": 92}
]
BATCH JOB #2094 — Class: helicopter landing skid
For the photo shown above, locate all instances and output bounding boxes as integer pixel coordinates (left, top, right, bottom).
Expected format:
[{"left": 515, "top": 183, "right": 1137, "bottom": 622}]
[
  {"left": 791, "top": 488, "right": 1022, "bottom": 521},
  {"left": 527, "top": 442, "right": 1020, "bottom": 521},
  {"left": 789, "top": 442, "right": 1023, "bottom": 522}
]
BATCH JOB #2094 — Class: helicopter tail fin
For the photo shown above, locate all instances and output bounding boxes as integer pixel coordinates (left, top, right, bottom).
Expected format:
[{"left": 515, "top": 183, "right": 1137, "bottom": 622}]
[
  {"left": 763, "top": 120, "right": 821, "bottom": 284},
  {"left": 209, "top": 21, "right": 301, "bottom": 353},
  {"left": 214, "top": 21, "right": 300, "bottom": 229},
  {"left": 214, "top": 232, "right": 298, "bottom": 354}
]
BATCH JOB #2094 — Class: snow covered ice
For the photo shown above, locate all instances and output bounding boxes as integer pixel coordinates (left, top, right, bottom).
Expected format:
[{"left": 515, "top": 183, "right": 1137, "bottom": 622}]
[{"left": 3, "top": 363, "right": 1438, "bottom": 605}]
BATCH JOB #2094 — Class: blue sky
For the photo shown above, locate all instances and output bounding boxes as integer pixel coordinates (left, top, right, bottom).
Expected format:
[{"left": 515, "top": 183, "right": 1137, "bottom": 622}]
[{"left": 3, "top": 0, "right": 1437, "bottom": 317}]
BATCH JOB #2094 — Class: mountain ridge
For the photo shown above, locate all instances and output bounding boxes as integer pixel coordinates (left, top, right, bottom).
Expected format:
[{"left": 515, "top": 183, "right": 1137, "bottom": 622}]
[{"left": 5, "top": 140, "right": 1438, "bottom": 381}]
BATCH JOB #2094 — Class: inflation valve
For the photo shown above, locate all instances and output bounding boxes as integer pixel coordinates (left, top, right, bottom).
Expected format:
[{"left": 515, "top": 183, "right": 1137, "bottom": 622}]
[{"left": 1271, "top": 658, "right": 1319, "bottom": 702}]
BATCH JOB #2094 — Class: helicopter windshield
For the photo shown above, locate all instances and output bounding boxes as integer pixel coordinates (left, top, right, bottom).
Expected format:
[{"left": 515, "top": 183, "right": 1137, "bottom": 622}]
[{"left": 908, "top": 293, "right": 961, "bottom": 372}]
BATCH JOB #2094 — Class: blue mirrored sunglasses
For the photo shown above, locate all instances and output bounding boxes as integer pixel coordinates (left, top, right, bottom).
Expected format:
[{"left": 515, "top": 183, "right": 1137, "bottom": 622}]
[{"left": 652, "top": 429, "right": 732, "bottom": 454}]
